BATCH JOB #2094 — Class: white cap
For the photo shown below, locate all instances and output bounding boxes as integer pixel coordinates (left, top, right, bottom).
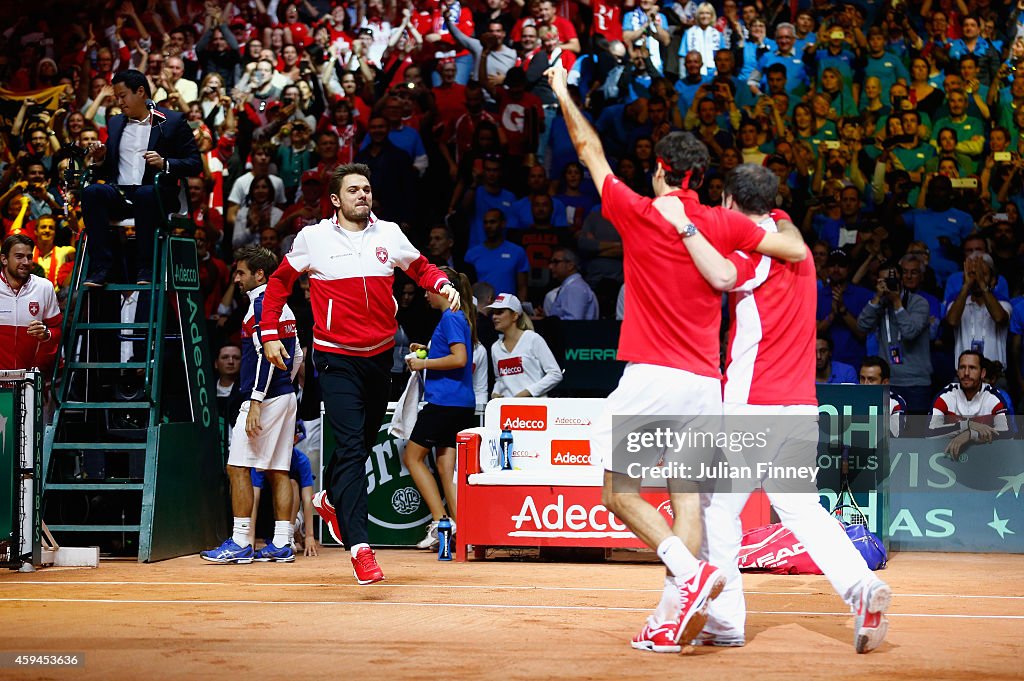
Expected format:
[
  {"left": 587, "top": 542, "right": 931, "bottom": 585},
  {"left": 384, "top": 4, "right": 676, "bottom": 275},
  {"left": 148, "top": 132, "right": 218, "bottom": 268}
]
[{"left": 486, "top": 293, "right": 523, "bottom": 315}]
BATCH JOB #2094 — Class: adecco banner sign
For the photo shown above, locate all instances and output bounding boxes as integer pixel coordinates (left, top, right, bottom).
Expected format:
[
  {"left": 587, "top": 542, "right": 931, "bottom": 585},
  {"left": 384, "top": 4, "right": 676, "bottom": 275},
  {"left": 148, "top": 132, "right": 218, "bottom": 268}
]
[{"left": 483, "top": 398, "right": 604, "bottom": 471}]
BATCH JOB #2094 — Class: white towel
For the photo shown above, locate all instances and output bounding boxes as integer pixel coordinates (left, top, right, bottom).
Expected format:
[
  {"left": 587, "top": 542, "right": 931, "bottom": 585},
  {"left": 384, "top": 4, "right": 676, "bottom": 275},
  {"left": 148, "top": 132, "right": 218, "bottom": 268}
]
[{"left": 389, "top": 370, "right": 423, "bottom": 439}]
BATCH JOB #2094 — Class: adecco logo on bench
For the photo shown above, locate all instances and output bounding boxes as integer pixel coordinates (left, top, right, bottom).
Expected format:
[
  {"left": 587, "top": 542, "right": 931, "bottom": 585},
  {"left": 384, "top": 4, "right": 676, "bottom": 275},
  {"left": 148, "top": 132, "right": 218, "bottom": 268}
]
[
  {"left": 500, "top": 405, "right": 547, "bottom": 431},
  {"left": 510, "top": 495, "right": 631, "bottom": 537},
  {"left": 551, "top": 440, "right": 592, "bottom": 465}
]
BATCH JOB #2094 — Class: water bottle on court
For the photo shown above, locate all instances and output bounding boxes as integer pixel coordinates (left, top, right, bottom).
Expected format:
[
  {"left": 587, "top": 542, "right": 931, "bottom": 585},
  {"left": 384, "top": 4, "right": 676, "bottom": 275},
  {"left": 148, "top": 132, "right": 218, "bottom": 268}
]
[
  {"left": 499, "top": 429, "right": 514, "bottom": 470},
  {"left": 437, "top": 516, "right": 453, "bottom": 561}
]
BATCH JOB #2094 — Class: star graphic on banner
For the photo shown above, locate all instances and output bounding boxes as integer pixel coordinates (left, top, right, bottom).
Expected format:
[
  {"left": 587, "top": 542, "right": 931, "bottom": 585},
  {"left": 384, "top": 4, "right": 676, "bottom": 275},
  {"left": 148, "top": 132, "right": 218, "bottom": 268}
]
[
  {"left": 997, "top": 471, "right": 1024, "bottom": 499},
  {"left": 988, "top": 509, "right": 1015, "bottom": 539}
]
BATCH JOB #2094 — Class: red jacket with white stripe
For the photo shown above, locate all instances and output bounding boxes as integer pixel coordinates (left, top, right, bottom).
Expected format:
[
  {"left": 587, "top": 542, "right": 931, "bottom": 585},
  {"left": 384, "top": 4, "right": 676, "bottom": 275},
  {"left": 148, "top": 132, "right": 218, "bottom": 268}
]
[
  {"left": 0, "top": 271, "right": 62, "bottom": 371},
  {"left": 723, "top": 210, "right": 817, "bottom": 407},
  {"left": 261, "top": 215, "right": 449, "bottom": 357}
]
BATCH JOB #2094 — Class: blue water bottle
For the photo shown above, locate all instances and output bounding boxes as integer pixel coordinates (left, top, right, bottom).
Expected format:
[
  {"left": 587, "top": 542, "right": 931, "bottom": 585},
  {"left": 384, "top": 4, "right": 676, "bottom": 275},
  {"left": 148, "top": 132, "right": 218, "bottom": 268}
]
[
  {"left": 437, "top": 516, "right": 453, "bottom": 561},
  {"left": 499, "top": 429, "right": 514, "bottom": 470}
]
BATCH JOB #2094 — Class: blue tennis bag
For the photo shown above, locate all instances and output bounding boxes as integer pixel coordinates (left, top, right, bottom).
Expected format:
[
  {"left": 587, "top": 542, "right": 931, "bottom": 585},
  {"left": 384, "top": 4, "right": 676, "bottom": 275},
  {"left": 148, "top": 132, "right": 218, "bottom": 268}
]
[{"left": 845, "top": 524, "right": 887, "bottom": 570}]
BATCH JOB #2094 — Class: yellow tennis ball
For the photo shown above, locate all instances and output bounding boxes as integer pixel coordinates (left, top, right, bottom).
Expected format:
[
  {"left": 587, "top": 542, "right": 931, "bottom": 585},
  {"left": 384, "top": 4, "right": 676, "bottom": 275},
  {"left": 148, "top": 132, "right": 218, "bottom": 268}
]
[{"left": 416, "top": 349, "right": 428, "bottom": 359}]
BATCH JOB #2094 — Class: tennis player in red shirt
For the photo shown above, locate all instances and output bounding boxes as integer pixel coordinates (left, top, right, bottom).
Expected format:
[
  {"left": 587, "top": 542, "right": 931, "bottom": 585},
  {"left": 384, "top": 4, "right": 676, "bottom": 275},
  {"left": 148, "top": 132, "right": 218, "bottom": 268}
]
[
  {"left": 545, "top": 63, "right": 808, "bottom": 653},
  {"left": 653, "top": 165, "right": 892, "bottom": 653}
]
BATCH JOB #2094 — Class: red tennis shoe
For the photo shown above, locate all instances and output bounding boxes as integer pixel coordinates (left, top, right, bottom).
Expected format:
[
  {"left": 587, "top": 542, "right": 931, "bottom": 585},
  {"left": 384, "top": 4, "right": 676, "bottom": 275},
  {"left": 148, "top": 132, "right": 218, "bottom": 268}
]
[
  {"left": 351, "top": 546, "right": 385, "bottom": 585},
  {"left": 854, "top": 579, "right": 892, "bottom": 653},
  {"left": 631, "top": 617, "right": 683, "bottom": 653},
  {"left": 312, "top": 490, "right": 343, "bottom": 545},
  {"left": 673, "top": 562, "right": 727, "bottom": 647}
]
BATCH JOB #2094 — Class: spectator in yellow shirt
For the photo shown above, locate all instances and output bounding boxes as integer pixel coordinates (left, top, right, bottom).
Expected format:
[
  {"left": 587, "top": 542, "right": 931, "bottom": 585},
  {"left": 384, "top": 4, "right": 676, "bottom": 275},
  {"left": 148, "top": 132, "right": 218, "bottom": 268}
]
[{"left": 32, "top": 214, "right": 75, "bottom": 293}]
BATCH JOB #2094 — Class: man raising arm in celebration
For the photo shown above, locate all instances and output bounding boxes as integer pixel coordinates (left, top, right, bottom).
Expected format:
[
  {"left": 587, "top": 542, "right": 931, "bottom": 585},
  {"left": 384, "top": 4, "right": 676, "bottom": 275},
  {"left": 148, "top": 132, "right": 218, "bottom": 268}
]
[
  {"left": 654, "top": 165, "right": 894, "bottom": 654},
  {"left": 260, "top": 163, "right": 460, "bottom": 585},
  {"left": 544, "top": 63, "right": 806, "bottom": 653}
]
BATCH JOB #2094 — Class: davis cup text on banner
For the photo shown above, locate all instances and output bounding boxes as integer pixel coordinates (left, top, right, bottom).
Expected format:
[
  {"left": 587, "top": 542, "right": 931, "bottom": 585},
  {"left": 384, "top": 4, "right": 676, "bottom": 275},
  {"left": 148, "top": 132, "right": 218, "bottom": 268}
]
[{"left": 510, "top": 494, "right": 632, "bottom": 538}]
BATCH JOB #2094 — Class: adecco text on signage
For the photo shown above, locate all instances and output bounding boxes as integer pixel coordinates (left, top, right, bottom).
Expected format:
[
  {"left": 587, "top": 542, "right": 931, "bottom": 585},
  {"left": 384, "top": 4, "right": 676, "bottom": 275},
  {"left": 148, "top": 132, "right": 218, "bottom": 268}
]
[
  {"left": 500, "top": 404, "right": 548, "bottom": 431},
  {"left": 510, "top": 494, "right": 631, "bottom": 537},
  {"left": 551, "top": 440, "right": 592, "bottom": 465}
]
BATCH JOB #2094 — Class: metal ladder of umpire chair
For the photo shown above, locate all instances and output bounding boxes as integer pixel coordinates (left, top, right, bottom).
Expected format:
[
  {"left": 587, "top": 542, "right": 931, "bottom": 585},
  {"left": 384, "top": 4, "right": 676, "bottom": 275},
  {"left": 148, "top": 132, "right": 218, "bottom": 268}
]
[{"left": 42, "top": 175, "right": 227, "bottom": 561}]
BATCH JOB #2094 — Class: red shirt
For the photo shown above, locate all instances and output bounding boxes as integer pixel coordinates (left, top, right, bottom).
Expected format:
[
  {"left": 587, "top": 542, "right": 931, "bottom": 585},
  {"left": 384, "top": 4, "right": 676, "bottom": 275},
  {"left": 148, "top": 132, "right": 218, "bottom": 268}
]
[
  {"left": 432, "top": 82, "right": 468, "bottom": 130},
  {"left": 511, "top": 15, "right": 578, "bottom": 43},
  {"left": 723, "top": 213, "right": 817, "bottom": 407},
  {"left": 591, "top": 0, "right": 623, "bottom": 41},
  {"left": 284, "top": 21, "right": 314, "bottom": 47},
  {"left": 602, "top": 179, "right": 765, "bottom": 377},
  {"left": 449, "top": 110, "right": 498, "bottom": 163},
  {"left": 199, "top": 254, "right": 230, "bottom": 319},
  {"left": 413, "top": 7, "right": 474, "bottom": 57},
  {"left": 495, "top": 89, "right": 543, "bottom": 158}
]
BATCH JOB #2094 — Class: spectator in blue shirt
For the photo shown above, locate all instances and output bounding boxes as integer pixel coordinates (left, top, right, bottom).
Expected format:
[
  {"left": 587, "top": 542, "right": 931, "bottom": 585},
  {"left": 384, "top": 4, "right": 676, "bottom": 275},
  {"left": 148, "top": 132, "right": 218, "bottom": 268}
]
[
  {"left": 461, "top": 155, "right": 517, "bottom": 249},
  {"left": 358, "top": 95, "right": 428, "bottom": 176},
  {"left": 943, "top": 234, "right": 1011, "bottom": 306},
  {"left": 1009, "top": 297, "right": 1024, "bottom": 405},
  {"left": 862, "top": 26, "right": 910, "bottom": 101},
  {"left": 816, "top": 334, "right": 858, "bottom": 384},
  {"left": 747, "top": 23, "right": 810, "bottom": 98},
  {"left": 947, "top": 15, "right": 999, "bottom": 86},
  {"left": 675, "top": 51, "right": 713, "bottom": 116},
  {"left": 902, "top": 175, "right": 975, "bottom": 287},
  {"left": 403, "top": 267, "right": 478, "bottom": 550},
  {"left": 807, "top": 26, "right": 857, "bottom": 90},
  {"left": 541, "top": 248, "right": 599, "bottom": 320},
  {"left": 793, "top": 10, "right": 817, "bottom": 54},
  {"left": 507, "top": 164, "right": 569, "bottom": 229},
  {"left": 464, "top": 209, "right": 529, "bottom": 302},
  {"left": 817, "top": 249, "right": 873, "bottom": 366},
  {"left": 738, "top": 16, "right": 775, "bottom": 84}
]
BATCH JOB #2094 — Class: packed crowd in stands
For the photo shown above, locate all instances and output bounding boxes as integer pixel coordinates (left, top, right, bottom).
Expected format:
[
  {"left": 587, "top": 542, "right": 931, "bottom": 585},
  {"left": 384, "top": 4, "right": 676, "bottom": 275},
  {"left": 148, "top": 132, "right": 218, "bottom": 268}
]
[{"left": 3, "top": 0, "right": 1024, "bottom": 418}]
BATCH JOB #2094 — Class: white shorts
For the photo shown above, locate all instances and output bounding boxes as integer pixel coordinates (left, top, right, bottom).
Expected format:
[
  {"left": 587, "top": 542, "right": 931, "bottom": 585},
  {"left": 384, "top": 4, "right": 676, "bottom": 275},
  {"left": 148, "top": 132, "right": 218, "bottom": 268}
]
[
  {"left": 721, "top": 402, "right": 819, "bottom": 493},
  {"left": 722, "top": 403, "right": 818, "bottom": 417},
  {"left": 227, "top": 392, "right": 297, "bottom": 471},
  {"left": 595, "top": 363, "right": 723, "bottom": 473}
]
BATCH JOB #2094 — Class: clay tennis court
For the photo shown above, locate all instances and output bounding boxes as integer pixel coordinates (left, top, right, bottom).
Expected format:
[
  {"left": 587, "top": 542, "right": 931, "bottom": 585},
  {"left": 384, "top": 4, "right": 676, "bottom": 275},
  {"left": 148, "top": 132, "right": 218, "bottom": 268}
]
[{"left": 0, "top": 550, "right": 1021, "bottom": 680}]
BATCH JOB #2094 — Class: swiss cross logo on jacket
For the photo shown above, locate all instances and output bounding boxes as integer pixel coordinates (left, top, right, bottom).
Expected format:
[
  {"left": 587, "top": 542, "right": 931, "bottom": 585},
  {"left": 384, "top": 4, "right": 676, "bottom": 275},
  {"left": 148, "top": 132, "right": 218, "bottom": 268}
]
[
  {"left": 376, "top": 246, "right": 389, "bottom": 264},
  {"left": 28, "top": 302, "right": 39, "bottom": 316}
]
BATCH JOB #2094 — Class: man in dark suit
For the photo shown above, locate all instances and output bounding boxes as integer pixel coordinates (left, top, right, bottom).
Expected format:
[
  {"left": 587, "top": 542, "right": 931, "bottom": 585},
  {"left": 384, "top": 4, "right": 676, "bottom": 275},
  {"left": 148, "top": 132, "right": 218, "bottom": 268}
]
[{"left": 82, "top": 69, "right": 202, "bottom": 286}]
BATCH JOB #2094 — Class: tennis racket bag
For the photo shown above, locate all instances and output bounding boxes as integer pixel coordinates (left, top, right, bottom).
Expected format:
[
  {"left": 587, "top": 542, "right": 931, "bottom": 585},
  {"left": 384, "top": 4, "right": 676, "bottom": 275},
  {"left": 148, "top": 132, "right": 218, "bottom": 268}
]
[
  {"left": 738, "top": 521, "right": 887, "bottom": 574},
  {"left": 738, "top": 523, "right": 822, "bottom": 575}
]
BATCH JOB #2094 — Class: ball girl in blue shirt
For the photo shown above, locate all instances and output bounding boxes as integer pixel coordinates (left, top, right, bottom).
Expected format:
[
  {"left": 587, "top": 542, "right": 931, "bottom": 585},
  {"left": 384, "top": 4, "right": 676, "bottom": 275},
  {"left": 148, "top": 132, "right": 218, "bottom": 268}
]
[{"left": 402, "top": 267, "right": 477, "bottom": 549}]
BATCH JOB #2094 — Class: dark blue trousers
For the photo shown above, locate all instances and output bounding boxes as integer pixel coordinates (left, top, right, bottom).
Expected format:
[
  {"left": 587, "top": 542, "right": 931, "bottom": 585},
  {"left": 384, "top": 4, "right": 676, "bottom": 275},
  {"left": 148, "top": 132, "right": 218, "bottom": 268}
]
[
  {"left": 81, "top": 183, "right": 163, "bottom": 275},
  {"left": 316, "top": 348, "right": 392, "bottom": 548}
]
